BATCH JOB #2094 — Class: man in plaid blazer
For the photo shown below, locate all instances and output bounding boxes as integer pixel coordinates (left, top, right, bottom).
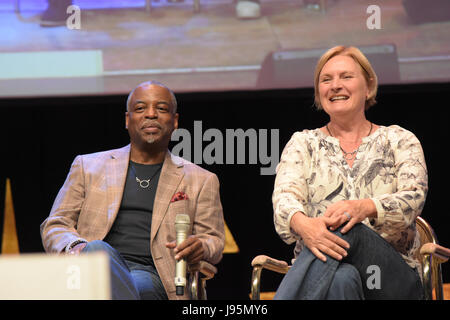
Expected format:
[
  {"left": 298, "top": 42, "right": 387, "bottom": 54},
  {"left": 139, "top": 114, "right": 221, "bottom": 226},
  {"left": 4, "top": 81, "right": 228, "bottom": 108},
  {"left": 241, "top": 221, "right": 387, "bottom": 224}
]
[{"left": 40, "top": 81, "right": 225, "bottom": 300}]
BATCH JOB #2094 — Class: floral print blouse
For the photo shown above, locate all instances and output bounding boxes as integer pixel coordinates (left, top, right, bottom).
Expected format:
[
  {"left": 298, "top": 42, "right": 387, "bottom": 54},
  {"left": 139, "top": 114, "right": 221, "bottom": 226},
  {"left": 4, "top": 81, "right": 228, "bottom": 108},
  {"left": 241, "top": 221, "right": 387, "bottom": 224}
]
[{"left": 273, "top": 125, "right": 428, "bottom": 271}]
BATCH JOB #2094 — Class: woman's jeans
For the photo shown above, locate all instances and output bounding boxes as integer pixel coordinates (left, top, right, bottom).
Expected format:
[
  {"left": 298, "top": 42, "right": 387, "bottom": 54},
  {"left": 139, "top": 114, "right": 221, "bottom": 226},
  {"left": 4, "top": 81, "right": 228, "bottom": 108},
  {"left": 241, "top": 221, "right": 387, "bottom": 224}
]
[
  {"left": 274, "top": 223, "right": 424, "bottom": 300},
  {"left": 82, "top": 240, "right": 168, "bottom": 300}
]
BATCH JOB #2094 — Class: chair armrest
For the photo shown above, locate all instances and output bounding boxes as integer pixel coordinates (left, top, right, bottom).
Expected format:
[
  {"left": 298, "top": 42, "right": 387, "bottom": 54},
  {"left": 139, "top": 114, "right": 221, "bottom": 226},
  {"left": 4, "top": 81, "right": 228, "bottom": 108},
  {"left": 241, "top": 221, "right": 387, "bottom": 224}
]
[
  {"left": 188, "top": 261, "right": 217, "bottom": 280},
  {"left": 420, "top": 243, "right": 450, "bottom": 264},
  {"left": 251, "top": 255, "right": 289, "bottom": 274}
]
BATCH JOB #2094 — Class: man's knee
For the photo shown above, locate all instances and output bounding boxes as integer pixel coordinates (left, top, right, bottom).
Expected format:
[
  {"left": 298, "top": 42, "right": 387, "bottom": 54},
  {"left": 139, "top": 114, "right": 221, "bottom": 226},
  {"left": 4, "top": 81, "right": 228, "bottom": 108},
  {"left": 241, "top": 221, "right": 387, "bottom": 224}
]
[{"left": 82, "top": 240, "right": 112, "bottom": 253}]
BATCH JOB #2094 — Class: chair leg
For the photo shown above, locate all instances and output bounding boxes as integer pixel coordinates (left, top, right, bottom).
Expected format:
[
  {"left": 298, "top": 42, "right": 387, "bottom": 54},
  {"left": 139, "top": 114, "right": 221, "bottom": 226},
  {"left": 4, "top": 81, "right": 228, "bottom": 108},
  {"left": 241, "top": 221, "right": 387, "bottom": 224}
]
[
  {"left": 189, "top": 271, "right": 199, "bottom": 300},
  {"left": 432, "top": 260, "right": 444, "bottom": 300},
  {"left": 250, "top": 266, "right": 263, "bottom": 300},
  {"left": 200, "top": 278, "right": 208, "bottom": 300},
  {"left": 189, "top": 271, "right": 209, "bottom": 300},
  {"left": 422, "top": 254, "right": 433, "bottom": 300},
  {"left": 423, "top": 254, "right": 446, "bottom": 300}
]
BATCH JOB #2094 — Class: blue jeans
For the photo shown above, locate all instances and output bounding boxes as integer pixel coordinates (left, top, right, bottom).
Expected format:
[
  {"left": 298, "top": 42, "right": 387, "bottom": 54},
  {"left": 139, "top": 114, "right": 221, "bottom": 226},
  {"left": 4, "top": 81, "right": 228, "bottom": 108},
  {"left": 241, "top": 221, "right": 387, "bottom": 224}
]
[
  {"left": 274, "top": 223, "right": 423, "bottom": 300},
  {"left": 82, "top": 240, "right": 168, "bottom": 300}
]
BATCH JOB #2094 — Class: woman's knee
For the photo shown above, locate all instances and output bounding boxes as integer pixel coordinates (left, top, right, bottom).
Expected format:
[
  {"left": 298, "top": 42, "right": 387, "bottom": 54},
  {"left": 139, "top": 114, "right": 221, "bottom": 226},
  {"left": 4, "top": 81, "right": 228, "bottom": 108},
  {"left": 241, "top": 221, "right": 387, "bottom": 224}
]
[
  {"left": 327, "top": 263, "right": 364, "bottom": 300},
  {"left": 334, "top": 223, "right": 381, "bottom": 251},
  {"left": 335, "top": 222, "right": 367, "bottom": 238}
]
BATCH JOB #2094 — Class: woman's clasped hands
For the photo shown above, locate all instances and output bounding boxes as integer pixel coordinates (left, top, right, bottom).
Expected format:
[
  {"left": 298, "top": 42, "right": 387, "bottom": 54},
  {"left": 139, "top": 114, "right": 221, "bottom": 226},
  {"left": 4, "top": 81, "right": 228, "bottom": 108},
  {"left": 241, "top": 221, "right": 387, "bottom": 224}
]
[{"left": 290, "top": 199, "right": 377, "bottom": 262}]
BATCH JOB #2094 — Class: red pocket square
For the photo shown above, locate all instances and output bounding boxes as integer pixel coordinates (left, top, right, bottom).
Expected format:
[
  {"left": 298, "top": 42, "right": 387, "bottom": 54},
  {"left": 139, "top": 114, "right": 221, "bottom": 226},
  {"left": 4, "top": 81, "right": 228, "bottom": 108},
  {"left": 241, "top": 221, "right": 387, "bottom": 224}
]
[{"left": 171, "top": 191, "right": 188, "bottom": 202}]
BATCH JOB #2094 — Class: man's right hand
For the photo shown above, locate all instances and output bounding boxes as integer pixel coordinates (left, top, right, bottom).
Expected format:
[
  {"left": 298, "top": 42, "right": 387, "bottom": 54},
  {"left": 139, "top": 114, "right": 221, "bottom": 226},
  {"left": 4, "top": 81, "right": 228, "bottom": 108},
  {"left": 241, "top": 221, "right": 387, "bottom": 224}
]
[
  {"left": 290, "top": 212, "right": 350, "bottom": 262},
  {"left": 68, "top": 242, "right": 87, "bottom": 255}
]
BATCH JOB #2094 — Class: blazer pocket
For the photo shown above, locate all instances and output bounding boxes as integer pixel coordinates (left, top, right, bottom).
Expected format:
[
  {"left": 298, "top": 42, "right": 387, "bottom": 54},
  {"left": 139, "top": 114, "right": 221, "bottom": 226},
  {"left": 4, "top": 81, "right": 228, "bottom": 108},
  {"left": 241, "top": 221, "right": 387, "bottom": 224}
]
[
  {"left": 168, "top": 199, "right": 188, "bottom": 214},
  {"left": 163, "top": 200, "right": 192, "bottom": 242}
]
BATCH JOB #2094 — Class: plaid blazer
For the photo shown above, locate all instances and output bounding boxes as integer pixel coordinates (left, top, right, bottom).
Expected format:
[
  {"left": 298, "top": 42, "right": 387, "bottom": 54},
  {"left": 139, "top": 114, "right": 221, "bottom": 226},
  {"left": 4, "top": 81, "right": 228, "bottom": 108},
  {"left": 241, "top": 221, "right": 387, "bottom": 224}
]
[{"left": 40, "top": 145, "right": 225, "bottom": 300}]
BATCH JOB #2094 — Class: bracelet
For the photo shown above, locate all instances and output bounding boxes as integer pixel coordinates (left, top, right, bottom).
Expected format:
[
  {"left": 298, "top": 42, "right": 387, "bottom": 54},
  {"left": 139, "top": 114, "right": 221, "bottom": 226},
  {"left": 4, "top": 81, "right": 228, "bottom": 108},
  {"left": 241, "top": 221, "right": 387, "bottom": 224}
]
[{"left": 65, "top": 239, "right": 87, "bottom": 253}]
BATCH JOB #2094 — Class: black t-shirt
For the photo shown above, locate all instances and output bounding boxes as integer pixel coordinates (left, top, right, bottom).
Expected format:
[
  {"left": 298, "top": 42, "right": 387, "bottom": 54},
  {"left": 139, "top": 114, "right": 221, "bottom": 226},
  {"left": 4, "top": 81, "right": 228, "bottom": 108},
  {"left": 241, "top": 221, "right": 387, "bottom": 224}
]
[{"left": 104, "top": 161, "right": 163, "bottom": 266}]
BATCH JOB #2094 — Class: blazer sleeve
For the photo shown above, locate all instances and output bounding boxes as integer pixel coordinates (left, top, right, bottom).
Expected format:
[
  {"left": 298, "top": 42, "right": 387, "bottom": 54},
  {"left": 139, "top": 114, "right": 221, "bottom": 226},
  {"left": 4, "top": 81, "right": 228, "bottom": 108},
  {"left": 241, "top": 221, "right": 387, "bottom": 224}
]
[
  {"left": 40, "top": 155, "right": 87, "bottom": 253},
  {"left": 194, "top": 173, "right": 225, "bottom": 265}
]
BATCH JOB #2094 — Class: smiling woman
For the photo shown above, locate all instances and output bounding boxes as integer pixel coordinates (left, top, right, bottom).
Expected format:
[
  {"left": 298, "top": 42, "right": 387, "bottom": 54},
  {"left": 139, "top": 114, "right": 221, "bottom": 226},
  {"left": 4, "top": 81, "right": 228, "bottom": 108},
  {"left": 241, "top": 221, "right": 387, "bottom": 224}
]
[
  {"left": 272, "top": 45, "right": 428, "bottom": 300},
  {"left": 318, "top": 55, "right": 370, "bottom": 123},
  {"left": 313, "top": 47, "right": 379, "bottom": 169},
  {"left": 314, "top": 46, "right": 378, "bottom": 111}
]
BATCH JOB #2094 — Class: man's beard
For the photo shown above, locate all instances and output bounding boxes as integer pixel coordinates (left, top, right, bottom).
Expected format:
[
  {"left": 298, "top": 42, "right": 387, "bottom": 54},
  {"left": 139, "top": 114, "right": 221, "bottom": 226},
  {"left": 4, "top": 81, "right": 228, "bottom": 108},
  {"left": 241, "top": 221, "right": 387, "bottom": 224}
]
[
  {"left": 145, "top": 129, "right": 169, "bottom": 145},
  {"left": 145, "top": 134, "right": 158, "bottom": 144}
]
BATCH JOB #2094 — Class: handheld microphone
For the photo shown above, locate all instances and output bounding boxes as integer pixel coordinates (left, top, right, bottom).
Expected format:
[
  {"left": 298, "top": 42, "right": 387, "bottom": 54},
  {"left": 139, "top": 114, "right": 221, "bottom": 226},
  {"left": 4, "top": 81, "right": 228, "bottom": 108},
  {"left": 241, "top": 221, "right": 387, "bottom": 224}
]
[{"left": 174, "top": 214, "right": 190, "bottom": 296}]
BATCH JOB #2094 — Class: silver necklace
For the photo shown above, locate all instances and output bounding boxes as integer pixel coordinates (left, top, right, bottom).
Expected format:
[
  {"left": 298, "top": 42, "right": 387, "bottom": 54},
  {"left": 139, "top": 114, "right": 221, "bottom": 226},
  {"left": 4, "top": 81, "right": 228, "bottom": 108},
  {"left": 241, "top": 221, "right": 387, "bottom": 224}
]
[
  {"left": 129, "top": 163, "right": 162, "bottom": 189},
  {"left": 326, "top": 122, "right": 373, "bottom": 161}
]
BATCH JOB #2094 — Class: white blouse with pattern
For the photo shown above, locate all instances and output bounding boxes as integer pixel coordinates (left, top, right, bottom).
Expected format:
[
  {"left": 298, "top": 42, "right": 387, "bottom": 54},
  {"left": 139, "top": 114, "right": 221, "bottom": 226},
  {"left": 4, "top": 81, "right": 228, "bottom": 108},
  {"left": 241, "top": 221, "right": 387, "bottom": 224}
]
[{"left": 273, "top": 125, "right": 428, "bottom": 271}]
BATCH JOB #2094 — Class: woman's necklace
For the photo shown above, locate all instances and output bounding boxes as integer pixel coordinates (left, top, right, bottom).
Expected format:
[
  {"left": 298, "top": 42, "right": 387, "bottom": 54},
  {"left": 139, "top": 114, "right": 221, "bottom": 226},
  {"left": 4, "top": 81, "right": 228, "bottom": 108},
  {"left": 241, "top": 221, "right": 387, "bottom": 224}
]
[
  {"left": 326, "top": 122, "right": 373, "bottom": 161},
  {"left": 129, "top": 163, "right": 162, "bottom": 189}
]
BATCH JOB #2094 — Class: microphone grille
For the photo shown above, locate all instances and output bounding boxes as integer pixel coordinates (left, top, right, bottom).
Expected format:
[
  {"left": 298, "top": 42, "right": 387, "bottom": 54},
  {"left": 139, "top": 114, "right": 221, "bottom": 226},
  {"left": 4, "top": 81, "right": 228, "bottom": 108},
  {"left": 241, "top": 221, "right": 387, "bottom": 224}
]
[{"left": 175, "top": 214, "right": 190, "bottom": 225}]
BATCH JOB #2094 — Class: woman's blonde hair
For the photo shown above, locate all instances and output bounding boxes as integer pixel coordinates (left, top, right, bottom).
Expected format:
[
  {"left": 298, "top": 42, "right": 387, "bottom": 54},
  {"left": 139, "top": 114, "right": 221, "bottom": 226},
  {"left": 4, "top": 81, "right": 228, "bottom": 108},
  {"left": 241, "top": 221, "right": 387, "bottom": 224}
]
[{"left": 314, "top": 46, "right": 378, "bottom": 110}]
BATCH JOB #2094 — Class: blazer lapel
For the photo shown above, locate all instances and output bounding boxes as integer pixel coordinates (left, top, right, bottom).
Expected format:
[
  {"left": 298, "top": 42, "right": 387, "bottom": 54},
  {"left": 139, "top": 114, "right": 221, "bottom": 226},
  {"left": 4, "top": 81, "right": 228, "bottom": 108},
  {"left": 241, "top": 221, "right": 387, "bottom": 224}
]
[
  {"left": 105, "top": 144, "right": 130, "bottom": 234},
  {"left": 151, "top": 151, "right": 185, "bottom": 241}
]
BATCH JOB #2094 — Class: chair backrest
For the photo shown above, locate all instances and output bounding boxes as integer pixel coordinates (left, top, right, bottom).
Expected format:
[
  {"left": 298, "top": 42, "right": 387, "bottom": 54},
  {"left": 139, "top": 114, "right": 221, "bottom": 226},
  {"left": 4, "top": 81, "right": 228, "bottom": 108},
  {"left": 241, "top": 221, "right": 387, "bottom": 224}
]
[
  {"left": 415, "top": 216, "right": 448, "bottom": 300},
  {"left": 415, "top": 216, "right": 438, "bottom": 262},
  {"left": 416, "top": 216, "right": 438, "bottom": 243}
]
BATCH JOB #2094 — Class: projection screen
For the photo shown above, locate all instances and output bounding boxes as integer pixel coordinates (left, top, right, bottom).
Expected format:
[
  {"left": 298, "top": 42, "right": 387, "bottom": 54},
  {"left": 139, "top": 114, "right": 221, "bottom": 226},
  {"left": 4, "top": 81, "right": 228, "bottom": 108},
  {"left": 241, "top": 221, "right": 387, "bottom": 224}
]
[{"left": 0, "top": 0, "right": 449, "bottom": 98}]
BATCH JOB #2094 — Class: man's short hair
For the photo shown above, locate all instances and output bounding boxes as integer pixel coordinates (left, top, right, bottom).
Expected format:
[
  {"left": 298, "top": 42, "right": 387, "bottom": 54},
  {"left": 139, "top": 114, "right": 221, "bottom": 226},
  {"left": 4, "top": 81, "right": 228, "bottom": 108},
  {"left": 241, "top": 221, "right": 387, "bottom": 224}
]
[{"left": 126, "top": 81, "right": 178, "bottom": 113}]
